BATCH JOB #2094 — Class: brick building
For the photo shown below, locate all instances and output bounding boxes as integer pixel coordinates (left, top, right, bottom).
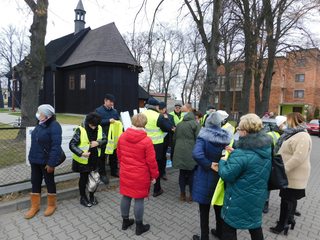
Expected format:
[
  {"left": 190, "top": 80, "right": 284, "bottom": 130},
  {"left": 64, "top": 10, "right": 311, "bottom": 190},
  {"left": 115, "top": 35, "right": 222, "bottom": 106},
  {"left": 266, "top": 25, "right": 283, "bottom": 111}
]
[{"left": 215, "top": 48, "right": 320, "bottom": 119}]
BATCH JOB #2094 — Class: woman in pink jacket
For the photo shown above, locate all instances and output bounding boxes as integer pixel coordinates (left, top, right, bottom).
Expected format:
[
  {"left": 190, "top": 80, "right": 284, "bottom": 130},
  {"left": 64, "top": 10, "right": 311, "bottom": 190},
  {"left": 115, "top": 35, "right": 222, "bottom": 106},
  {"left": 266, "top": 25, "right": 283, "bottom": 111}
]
[{"left": 117, "top": 113, "right": 159, "bottom": 236}]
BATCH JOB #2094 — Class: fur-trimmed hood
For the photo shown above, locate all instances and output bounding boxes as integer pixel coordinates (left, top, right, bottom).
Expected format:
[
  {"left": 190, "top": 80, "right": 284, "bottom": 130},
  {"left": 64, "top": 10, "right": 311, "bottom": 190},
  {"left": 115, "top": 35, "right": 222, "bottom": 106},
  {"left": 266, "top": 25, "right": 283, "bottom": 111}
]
[
  {"left": 197, "top": 125, "right": 231, "bottom": 145},
  {"left": 235, "top": 131, "right": 272, "bottom": 158}
]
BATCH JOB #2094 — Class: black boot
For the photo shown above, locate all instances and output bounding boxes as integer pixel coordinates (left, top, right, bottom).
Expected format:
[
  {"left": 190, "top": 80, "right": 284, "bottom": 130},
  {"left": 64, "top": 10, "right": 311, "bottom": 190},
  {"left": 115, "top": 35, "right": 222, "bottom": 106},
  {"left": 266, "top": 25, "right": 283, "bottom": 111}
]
[
  {"left": 122, "top": 217, "right": 134, "bottom": 230},
  {"left": 136, "top": 221, "right": 150, "bottom": 235},
  {"left": 270, "top": 199, "right": 289, "bottom": 235},
  {"left": 80, "top": 196, "right": 92, "bottom": 207},
  {"left": 89, "top": 192, "right": 98, "bottom": 205}
]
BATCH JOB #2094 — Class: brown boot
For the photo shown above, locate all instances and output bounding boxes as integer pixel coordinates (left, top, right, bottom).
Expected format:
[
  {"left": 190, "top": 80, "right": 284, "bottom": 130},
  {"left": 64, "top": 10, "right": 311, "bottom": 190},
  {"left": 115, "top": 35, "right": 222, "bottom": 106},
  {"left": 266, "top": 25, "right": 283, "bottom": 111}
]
[
  {"left": 44, "top": 194, "right": 57, "bottom": 217},
  {"left": 187, "top": 194, "right": 193, "bottom": 203},
  {"left": 24, "top": 193, "right": 41, "bottom": 219},
  {"left": 179, "top": 192, "right": 186, "bottom": 201}
]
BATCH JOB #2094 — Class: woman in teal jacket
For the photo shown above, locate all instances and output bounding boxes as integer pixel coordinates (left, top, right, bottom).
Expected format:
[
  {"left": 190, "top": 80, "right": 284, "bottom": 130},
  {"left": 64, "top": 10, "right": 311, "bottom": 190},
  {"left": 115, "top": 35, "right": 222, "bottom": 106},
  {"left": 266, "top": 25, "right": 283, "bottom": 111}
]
[{"left": 217, "top": 113, "right": 272, "bottom": 240}]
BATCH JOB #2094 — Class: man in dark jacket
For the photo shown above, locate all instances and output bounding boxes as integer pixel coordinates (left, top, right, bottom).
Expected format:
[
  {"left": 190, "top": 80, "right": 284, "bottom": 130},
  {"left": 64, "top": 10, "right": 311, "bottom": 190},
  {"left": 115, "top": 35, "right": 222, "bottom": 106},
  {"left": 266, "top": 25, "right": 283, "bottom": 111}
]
[
  {"left": 96, "top": 94, "right": 120, "bottom": 183},
  {"left": 158, "top": 102, "right": 175, "bottom": 181}
]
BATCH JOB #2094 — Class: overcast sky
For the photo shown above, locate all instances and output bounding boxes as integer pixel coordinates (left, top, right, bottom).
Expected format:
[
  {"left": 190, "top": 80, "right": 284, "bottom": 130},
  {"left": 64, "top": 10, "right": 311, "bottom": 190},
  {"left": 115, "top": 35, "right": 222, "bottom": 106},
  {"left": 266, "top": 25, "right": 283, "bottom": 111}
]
[{"left": 0, "top": 0, "right": 184, "bottom": 43}]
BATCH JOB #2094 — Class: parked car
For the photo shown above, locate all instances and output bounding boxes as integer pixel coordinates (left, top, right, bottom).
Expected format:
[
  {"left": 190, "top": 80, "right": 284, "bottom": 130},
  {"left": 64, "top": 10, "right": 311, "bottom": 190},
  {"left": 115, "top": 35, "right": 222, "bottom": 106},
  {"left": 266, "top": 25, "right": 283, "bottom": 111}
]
[
  {"left": 261, "top": 118, "right": 278, "bottom": 132},
  {"left": 306, "top": 119, "right": 319, "bottom": 135}
]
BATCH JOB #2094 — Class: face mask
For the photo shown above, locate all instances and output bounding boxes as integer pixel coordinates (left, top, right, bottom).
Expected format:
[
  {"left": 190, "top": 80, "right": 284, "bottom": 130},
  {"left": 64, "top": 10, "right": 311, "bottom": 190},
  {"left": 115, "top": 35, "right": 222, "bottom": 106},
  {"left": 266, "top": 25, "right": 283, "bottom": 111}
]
[{"left": 36, "top": 112, "right": 40, "bottom": 120}]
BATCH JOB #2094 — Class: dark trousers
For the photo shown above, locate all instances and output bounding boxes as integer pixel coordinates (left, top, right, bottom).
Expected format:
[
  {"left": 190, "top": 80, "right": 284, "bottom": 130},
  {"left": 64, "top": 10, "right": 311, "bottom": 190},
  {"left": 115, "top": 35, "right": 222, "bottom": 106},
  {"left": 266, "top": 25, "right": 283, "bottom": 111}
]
[
  {"left": 278, "top": 197, "right": 296, "bottom": 226},
  {"left": 178, "top": 169, "right": 194, "bottom": 194},
  {"left": 199, "top": 203, "right": 211, "bottom": 240},
  {"left": 109, "top": 151, "right": 119, "bottom": 175},
  {"left": 79, "top": 172, "right": 89, "bottom": 197},
  {"left": 31, "top": 163, "right": 56, "bottom": 194},
  {"left": 214, "top": 205, "right": 223, "bottom": 237},
  {"left": 98, "top": 146, "right": 118, "bottom": 176},
  {"left": 153, "top": 143, "right": 164, "bottom": 193},
  {"left": 222, "top": 221, "right": 264, "bottom": 240},
  {"left": 161, "top": 139, "right": 170, "bottom": 177}
]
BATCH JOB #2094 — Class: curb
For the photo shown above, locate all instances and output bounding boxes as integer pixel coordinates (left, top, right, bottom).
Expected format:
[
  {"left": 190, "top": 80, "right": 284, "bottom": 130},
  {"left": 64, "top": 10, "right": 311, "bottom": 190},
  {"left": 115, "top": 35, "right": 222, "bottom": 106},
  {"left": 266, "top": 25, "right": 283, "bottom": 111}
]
[
  {"left": 0, "top": 168, "right": 177, "bottom": 216},
  {"left": 0, "top": 178, "right": 119, "bottom": 216}
]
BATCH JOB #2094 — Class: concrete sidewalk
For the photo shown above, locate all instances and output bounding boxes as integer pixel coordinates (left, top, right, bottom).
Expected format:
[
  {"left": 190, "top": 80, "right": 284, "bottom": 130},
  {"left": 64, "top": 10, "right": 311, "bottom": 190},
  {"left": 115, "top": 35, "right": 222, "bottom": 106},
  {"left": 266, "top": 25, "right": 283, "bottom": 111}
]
[
  {"left": 1, "top": 136, "right": 320, "bottom": 240},
  {"left": 0, "top": 112, "right": 20, "bottom": 125}
]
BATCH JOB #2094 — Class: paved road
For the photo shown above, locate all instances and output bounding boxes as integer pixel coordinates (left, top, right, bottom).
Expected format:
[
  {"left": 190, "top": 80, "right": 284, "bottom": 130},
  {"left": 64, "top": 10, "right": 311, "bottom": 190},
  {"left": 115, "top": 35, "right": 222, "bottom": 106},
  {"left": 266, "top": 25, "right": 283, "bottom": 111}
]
[{"left": 1, "top": 136, "right": 320, "bottom": 240}]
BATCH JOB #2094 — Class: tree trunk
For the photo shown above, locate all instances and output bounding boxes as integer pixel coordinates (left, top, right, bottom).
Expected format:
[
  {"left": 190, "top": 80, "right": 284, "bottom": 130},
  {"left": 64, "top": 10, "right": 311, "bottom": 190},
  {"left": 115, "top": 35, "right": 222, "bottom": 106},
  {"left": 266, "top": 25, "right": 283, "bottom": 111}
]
[{"left": 16, "top": 0, "right": 48, "bottom": 136}]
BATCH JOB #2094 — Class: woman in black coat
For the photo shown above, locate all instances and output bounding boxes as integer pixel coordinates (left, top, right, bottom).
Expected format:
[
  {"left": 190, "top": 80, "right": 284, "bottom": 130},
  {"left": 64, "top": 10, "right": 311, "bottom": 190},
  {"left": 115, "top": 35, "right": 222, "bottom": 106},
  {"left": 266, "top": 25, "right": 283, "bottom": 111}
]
[{"left": 69, "top": 112, "right": 107, "bottom": 207}]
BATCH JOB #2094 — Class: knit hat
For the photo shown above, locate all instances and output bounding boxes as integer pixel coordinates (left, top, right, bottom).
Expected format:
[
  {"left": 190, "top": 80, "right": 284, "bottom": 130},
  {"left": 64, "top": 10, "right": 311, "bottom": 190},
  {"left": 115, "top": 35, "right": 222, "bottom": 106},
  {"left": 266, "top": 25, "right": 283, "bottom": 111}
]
[
  {"left": 159, "top": 101, "right": 166, "bottom": 110},
  {"left": 205, "top": 111, "right": 225, "bottom": 128},
  {"left": 275, "top": 115, "right": 287, "bottom": 127},
  {"left": 174, "top": 103, "right": 182, "bottom": 107},
  {"left": 38, "top": 104, "right": 55, "bottom": 117},
  {"left": 216, "top": 110, "right": 229, "bottom": 120},
  {"left": 147, "top": 98, "right": 159, "bottom": 106},
  {"left": 105, "top": 94, "right": 115, "bottom": 102}
]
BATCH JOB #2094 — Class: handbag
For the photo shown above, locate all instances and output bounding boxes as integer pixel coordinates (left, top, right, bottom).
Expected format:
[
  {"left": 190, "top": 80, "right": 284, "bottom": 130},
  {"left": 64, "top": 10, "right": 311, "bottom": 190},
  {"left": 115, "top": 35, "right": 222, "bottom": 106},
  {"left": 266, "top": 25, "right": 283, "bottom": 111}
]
[
  {"left": 43, "top": 146, "right": 66, "bottom": 167},
  {"left": 268, "top": 154, "right": 288, "bottom": 190},
  {"left": 87, "top": 170, "right": 100, "bottom": 192}
]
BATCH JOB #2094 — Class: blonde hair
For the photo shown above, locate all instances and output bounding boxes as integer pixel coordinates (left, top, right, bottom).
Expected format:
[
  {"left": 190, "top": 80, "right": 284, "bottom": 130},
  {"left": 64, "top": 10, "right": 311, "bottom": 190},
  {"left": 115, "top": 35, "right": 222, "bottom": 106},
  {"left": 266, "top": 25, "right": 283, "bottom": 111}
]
[
  {"left": 238, "top": 113, "right": 262, "bottom": 133},
  {"left": 131, "top": 113, "right": 147, "bottom": 128},
  {"left": 286, "top": 112, "right": 305, "bottom": 128}
]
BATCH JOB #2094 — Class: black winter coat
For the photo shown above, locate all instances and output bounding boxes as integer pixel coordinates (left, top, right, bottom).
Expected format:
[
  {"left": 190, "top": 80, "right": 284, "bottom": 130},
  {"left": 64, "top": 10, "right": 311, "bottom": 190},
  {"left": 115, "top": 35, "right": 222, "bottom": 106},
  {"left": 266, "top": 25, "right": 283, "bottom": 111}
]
[{"left": 69, "top": 125, "right": 107, "bottom": 173}]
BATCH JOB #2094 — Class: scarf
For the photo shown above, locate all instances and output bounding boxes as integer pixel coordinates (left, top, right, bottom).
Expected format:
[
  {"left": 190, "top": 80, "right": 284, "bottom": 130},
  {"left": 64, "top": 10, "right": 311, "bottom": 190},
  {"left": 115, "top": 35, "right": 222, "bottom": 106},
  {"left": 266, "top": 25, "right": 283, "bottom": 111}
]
[{"left": 274, "top": 124, "right": 307, "bottom": 154}]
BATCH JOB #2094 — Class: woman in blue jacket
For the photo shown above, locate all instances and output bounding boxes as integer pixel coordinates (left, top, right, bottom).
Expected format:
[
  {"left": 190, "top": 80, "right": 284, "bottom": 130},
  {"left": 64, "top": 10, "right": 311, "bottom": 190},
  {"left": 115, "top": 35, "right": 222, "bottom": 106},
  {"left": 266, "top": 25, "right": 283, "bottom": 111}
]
[
  {"left": 217, "top": 113, "right": 272, "bottom": 240},
  {"left": 25, "top": 104, "right": 62, "bottom": 219},
  {"left": 192, "top": 111, "right": 231, "bottom": 240}
]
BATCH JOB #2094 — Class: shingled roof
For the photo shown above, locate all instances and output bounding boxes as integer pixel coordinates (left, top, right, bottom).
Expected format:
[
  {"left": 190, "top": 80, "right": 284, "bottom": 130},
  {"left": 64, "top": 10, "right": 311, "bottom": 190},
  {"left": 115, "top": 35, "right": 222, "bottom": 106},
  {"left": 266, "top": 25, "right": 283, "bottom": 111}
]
[
  {"left": 61, "top": 22, "right": 139, "bottom": 67},
  {"left": 45, "top": 28, "right": 90, "bottom": 67}
]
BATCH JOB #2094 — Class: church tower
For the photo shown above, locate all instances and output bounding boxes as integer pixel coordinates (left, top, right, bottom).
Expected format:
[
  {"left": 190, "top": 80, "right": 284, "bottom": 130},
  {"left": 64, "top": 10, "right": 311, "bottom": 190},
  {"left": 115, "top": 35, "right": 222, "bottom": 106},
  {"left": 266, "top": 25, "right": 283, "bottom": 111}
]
[{"left": 74, "top": 0, "right": 86, "bottom": 34}]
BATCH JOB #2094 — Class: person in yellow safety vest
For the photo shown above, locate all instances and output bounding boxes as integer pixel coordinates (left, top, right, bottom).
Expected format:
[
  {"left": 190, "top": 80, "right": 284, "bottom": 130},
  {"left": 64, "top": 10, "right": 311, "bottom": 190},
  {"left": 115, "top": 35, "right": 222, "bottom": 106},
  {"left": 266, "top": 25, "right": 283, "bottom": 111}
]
[
  {"left": 169, "top": 103, "right": 183, "bottom": 126},
  {"left": 69, "top": 112, "right": 107, "bottom": 207},
  {"left": 143, "top": 98, "right": 171, "bottom": 197},
  {"left": 105, "top": 120, "right": 123, "bottom": 155},
  {"left": 200, "top": 106, "right": 217, "bottom": 127},
  {"left": 262, "top": 115, "right": 285, "bottom": 214},
  {"left": 95, "top": 94, "right": 120, "bottom": 181},
  {"left": 210, "top": 109, "right": 236, "bottom": 238}
]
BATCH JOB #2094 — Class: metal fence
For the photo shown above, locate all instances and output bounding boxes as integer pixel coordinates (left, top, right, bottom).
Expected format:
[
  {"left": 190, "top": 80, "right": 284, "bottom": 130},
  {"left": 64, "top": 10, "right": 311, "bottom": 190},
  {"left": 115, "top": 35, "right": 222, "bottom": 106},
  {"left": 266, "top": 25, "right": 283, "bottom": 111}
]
[{"left": 0, "top": 127, "right": 73, "bottom": 187}]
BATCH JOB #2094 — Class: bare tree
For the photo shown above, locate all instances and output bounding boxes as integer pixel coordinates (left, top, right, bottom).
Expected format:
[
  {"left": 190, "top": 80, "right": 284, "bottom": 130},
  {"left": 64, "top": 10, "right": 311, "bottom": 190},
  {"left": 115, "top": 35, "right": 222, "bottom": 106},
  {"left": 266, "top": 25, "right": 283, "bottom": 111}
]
[
  {"left": 15, "top": 0, "right": 48, "bottom": 128},
  {"left": 184, "top": 0, "right": 224, "bottom": 113},
  {"left": 0, "top": 25, "right": 29, "bottom": 108}
]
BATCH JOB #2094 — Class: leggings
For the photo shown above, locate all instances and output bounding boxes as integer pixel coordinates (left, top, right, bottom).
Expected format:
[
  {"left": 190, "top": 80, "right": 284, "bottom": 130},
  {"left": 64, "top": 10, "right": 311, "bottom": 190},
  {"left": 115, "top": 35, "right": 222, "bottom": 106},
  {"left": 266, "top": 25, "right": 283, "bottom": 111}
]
[
  {"left": 31, "top": 163, "right": 56, "bottom": 194},
  {"left": 120, "top": 195, "right": 144, "bottom": 222},
  {"left": 222, "top": 221, "right": 264, "bottom": 240}
]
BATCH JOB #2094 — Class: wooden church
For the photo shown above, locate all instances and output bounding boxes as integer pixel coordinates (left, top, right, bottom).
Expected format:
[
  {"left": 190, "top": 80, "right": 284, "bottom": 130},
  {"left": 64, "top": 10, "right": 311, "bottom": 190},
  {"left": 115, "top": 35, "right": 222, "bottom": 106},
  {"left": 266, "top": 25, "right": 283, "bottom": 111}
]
[{"left": 9, "top": 0, "right": 148, "bottom": 114}]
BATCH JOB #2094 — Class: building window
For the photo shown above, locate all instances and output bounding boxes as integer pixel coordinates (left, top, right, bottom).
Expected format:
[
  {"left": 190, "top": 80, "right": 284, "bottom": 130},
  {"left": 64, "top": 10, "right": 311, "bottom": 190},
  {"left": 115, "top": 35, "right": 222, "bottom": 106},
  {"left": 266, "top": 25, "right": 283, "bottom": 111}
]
[
  {"left": 296, "top": 58, "right": 306, "bottom": 67},
  {"left": 295, "top": 74, "right": 305, "bottom": 82},
  {"left": 218, "top": 76, "right": 225, "bottom": 89},
  {"left": 80, "top": 74, "right": 86, "bottom": 90},
  {"left": 236, "top": 74, "right": 243, "bottom": 88},
  {"left": 69, "top": 75, "right": 75, "bottom": 90},
  {"left": 294, "top": 90, "right": 304, "bottom": 98}
]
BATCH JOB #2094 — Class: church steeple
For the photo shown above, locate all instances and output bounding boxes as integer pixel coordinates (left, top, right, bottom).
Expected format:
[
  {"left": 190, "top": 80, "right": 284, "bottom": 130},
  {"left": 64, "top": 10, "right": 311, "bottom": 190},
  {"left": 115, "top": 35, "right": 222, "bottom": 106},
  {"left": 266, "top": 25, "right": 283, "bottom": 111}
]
[{"left": 74, "top": 0, "right": 86, "bottom": 34}]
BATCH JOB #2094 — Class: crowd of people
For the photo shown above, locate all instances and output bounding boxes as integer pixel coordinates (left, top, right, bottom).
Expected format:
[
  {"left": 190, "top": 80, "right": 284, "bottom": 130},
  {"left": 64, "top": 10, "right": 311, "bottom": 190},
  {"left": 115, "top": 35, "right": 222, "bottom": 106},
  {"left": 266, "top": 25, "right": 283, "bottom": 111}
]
[{"left": 25, "top": 96, "right": 313, "bottom": 240}]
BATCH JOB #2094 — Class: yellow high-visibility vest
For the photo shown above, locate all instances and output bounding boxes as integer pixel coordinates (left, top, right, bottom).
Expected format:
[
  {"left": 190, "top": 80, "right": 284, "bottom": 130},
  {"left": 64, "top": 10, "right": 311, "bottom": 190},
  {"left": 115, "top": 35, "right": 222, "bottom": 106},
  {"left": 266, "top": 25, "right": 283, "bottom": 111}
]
[
  {"left": 169, "top": 111, "right": 183, "bottom": 126},
  {"left": 200, "top": 114, "right": 208, "bottom": 126},
  {"left": 73, "top": 125, "right": 103, "bottom": 165},
  {"left": 212, "top": 122, "right": 236, "bottom": 206},
  {"left": 143, "top": 109, "right": 164, "bottom": 145},
  {"left": 105, "top": 121, "right": 123, "bottom": 154},
  {"left": 267, "top": 131, "right": 280, "bottom": 146}
]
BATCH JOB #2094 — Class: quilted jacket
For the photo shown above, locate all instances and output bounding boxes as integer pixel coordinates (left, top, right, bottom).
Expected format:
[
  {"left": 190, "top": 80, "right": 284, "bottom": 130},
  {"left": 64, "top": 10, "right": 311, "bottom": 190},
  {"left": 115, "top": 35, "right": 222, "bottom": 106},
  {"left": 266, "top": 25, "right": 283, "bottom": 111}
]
[
  {"left": 28, "top": 117, "right": 62, "bottom": 167},
  {"left": 117, "top": 127, "right": 159, "bottom": 198},
  {"left": 192, "top": 125, "right": 231, "bottom": 204},
  {"left": 172, "top": 112, "right": 201, "bottom": 170},
  {"left": 219, "top": 131, "right": 272, "bottom": 229}
]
